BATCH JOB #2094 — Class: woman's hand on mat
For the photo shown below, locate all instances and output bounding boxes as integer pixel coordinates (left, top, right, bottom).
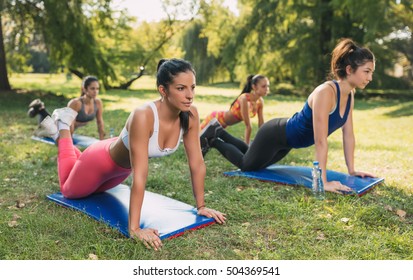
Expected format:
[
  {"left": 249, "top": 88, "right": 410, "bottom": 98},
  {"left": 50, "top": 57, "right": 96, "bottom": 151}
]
[
  {"left": 131, "top": 228, "right": 162, "bottom": 251},
  {"left": 324, "top": 181, "right": 353, "bottom": 194},
  {"left": 350, "top": 170, "right": 376, "bottom": 178},
  {"left": 198, "top": 207, "right": 226, "bottom": 224}
]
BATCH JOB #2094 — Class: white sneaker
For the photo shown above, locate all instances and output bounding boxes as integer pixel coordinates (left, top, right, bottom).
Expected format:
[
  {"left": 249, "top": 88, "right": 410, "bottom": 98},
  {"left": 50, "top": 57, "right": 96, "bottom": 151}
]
[
  {"left": 52, "top": 107, "right": 78, "bottom": 126},
  {"left": 37, "top": 116, "right": 59, "bottom": 140}
]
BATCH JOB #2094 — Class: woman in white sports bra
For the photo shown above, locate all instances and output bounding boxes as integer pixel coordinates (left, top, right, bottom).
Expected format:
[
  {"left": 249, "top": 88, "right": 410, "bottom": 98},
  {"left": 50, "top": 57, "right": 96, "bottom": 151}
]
[{"left": 38, "top": 58, "right": 226, "bottom": 251}]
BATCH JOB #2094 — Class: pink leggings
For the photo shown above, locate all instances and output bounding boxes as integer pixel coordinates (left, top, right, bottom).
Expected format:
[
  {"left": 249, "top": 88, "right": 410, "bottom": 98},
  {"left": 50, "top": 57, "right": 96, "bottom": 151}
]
[{"left": 58, "top": 137, "right": 131, "bottom": 198}]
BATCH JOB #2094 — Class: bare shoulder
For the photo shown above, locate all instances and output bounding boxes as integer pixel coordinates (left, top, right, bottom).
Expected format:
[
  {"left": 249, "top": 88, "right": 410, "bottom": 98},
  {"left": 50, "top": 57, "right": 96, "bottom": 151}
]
[
  {"left": 186, "top": 105, "right": 200, "bottom": 129},
  {"left": 312, "top": 82, "right": 335, "bottom": 97},
  {"left": 67, "top": 97, "right": 82, "bottom": 111},
  {"left": 323, "top": 81, "right": 337, "bottom": 93},
  {"left": 95, "top": 98, "right": 103, "bottom": 106},
  {"left": 128, "top": 104, "right": 154, "bottom": 130},
  {"left": 308, "top": 82, "right": 336, "bottom": 108},
  {"left": 189, "top": 104, "right": 199, "bottom": 117},
  {"left": 238, "top": 93, "right": 248, "bottom": 102}
]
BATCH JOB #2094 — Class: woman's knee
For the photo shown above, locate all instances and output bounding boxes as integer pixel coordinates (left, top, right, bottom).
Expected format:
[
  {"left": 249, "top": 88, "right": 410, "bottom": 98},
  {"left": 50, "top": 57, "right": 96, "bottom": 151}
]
[{"left": 240, "top": 161, "right": 261, "bottom": 172}]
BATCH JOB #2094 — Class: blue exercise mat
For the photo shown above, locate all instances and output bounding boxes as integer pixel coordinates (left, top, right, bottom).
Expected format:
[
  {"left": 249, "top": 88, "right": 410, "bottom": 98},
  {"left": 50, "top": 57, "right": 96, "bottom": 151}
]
[
  {"left": 224, "top": 165, "right": 384, "bottom": 196},
  {"left": 47, "top": 184, "right": 215, "bottom": 240},
  {"left": 31, "top": 133, "right": 99, "bottom": 148}
]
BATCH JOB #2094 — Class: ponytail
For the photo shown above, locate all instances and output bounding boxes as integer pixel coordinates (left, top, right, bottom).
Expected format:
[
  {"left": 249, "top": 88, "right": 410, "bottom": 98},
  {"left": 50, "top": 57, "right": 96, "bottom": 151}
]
[{"left": 241, "top": 74, "right": 255, "bottom": 93}]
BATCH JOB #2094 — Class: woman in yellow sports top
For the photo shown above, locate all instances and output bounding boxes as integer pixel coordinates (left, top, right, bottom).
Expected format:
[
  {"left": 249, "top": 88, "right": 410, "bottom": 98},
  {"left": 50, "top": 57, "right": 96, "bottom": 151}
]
[{"left": 199, "top": 74, "right": 270, "bottom": 144}]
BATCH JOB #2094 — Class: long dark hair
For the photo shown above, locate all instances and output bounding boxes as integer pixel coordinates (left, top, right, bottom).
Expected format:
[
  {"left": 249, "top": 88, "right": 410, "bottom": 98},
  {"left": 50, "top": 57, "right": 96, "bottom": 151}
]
[
  {"left": 330, "top": 38, "right": 375, "bottom": 79},
  {"left": 230, "top": 74, "right": 267, "bottom": 108},
  {"left": 156, "top": 58, "right": 195, "bottom": 133},
  {"left": 81, "top": 76, "right": 99, "bottom": 97}
]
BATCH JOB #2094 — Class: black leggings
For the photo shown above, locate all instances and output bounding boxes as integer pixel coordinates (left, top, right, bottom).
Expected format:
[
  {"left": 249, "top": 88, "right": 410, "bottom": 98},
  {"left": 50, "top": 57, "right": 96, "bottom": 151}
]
[
  {"left": 212, "top": 118, "right": 291, "bottom": 171},
  {"left": 38, "top": 109, "right": 51, "bottom": 124}
]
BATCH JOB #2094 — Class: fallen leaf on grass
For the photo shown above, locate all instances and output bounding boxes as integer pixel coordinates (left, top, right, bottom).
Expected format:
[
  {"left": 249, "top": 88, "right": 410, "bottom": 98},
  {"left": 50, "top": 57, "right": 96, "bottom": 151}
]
[
  {"left": 318, "top": 213, "right": 332, "bottom": 219},
  {"left": 340, "top": 218, "right": 350, "bottom": 224},
  {"left": 384, "top": 205, "right": 393, "bottom": 212},
  {"left": 396, "top": 209, "right": 407, "bottom": 219},
  {"left": 12, "top": 214, "right": 21, "bottom": 221},
  {"left": 102, "top": 228, "right": 112, "bottom": 234},
  {"left": 343, "top": 225, "right": 354, "bottom": 230},
  {"left": 316, "top": 232, "right": 326, "bottom": 240},
  {"left": 88, "top": 253, "right": 98, "bottom": 260},
  {"left": 323, "top": 206, "right": 337, "bottom": 214},
  {"left": 8, "top": 221, "right": 18, "bottom": 227},
  {"left": 16, "top": 201, "right": 25, "bottom": 208},
  {"left": 241, "top": 222, "right": 251, "bottom": 227}
]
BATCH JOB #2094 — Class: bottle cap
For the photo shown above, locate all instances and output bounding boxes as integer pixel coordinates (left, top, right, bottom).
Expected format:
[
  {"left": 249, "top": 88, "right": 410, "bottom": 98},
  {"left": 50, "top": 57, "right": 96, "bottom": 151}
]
[{"left": 313, "top": 161, "right": 319, "bottom": 165}]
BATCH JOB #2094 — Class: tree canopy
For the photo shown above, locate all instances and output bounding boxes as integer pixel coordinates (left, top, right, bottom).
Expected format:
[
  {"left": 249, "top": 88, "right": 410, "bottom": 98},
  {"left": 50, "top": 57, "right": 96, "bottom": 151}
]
[{"left": 1, "top": 0, "right": 412, "bottom": 92}]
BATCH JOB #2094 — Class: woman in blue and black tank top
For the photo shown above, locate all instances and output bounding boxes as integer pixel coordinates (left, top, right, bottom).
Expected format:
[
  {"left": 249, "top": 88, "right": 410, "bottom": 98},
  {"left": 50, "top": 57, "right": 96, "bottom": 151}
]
[{"left": 201, "top": 38, "right": 377, "bottom": 194}]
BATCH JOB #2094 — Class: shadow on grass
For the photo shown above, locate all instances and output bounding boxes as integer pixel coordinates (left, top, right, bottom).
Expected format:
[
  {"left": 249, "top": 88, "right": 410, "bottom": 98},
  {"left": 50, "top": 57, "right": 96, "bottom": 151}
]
[
  {"left": 384, "top": 101, "right": 413, "bottom": 118},
  {"left": 0, "top": 88, "right": 160, "bottom": 117},
  {"left": 1, "top": 89, "right": 70, "bottom": 111},
  {"left": 106, "top": 88, "right": 159, "bottom": 99},
  {"left": 196, "top": 93, "right": 307, "bottom": 106},
  {"left": 206, "top": 81, "right": 240, "bottom": 88},
  {"left": 196, "top": 94, "right": 236, "bottom": 104}
]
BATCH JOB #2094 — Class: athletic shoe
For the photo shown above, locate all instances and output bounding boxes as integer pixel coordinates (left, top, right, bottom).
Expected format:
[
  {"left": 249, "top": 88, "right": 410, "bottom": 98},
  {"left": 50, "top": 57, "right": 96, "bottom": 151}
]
[
  {"left": 199, "top": 118, "right": 221, "bottom": 157},
  {"left": 51, "top": 107, "right": 78, "bottom": 126},
  {"left": 200, "top": 118, "right": 220, "bottom": 138},
  {"left": 27, "top": 99, "right": 44, "bottom": 118},
  {"left": 37, "top": 116, "right": 58, "bottom": 140},
  {"left": 200, "top": 136, "right": 210, "bottom": 157}
]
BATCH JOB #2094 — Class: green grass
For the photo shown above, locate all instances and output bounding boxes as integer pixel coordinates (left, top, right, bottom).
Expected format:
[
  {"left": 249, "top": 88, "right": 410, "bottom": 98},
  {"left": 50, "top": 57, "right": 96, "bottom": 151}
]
[{"left": 1, "top": 74, "right": 413, "bottom": 260}]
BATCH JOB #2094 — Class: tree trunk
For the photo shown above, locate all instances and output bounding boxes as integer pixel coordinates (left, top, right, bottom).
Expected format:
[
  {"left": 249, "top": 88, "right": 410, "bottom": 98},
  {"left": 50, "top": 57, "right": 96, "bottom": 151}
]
[
  {"left": 318, "top": 0, "right": 332, "bottom": 82},
  {"left": 118, "top": 71, "right": 144, "bottom": 89},
  {"left": 110, "top": 67, "right": 145, "bottom": 90},
  {"left": 0, "top": 14, "right": 11, "bottom": 91},
  {"left": 68, "top": 68, "right": 84, "bottom": 80}
]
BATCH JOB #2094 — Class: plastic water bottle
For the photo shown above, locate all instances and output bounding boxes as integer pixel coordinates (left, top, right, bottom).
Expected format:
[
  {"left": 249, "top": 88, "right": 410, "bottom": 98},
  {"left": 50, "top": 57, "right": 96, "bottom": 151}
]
[
  {"left": 312, "top": 161, "right": 325, "bottom": 200},
  {"left": 109, "top": 128, "right": 115, "bottom": 138}
]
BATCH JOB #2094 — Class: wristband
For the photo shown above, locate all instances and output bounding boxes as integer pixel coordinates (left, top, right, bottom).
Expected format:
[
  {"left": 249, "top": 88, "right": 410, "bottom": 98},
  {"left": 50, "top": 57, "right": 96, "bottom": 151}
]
[{"left": 197, "top": 204, "right": 205, "bottom": 210}]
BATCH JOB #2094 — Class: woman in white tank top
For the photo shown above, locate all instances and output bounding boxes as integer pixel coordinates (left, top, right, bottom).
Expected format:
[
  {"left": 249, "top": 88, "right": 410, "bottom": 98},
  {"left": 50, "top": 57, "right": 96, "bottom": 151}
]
[
  {"left": 40, "top": 58, "right": 226, "bottom": 251},
  {"left": 113, "top": 59, "right": 226, "bottom": 250}
]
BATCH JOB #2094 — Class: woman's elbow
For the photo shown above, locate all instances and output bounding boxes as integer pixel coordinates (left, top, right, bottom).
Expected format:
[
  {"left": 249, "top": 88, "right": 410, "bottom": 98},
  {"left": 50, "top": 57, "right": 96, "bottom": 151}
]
[
  {"left": 192, "top": 161, "right": 206, "bottom": 176},
  {"left": 314, "top": 138, "right": 328, "bottom": 148}
]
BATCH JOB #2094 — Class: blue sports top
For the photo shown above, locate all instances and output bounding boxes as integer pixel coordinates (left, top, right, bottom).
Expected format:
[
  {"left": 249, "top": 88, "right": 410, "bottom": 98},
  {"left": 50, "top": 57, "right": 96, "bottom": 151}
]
[
  {"left": 119, "top": 102, "right": 183, "bottom": 158},
  {"left": 286, "top": 80, "right": 352, "bottom": 148},
  {"left": 76, "top": 99, "right": 98, "bottom": 123}
]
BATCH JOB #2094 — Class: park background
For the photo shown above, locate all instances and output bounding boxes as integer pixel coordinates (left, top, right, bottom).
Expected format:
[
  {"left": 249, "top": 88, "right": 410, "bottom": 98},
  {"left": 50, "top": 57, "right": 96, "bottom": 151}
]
[{"left": 0, "top": 0, "right": 412, "bottom": 260}]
